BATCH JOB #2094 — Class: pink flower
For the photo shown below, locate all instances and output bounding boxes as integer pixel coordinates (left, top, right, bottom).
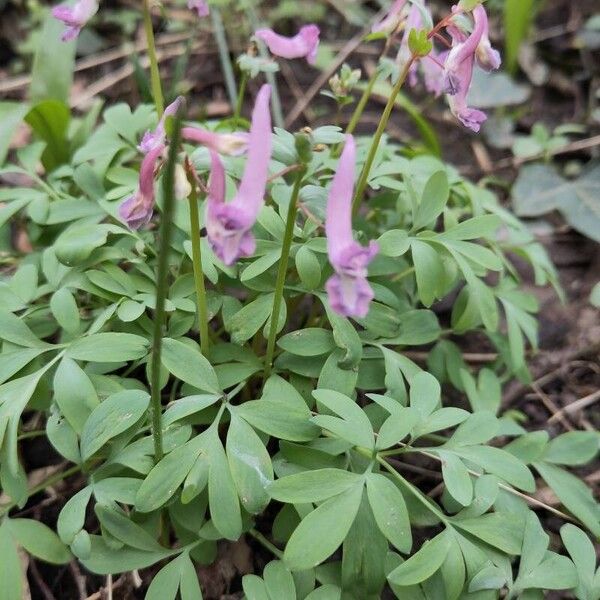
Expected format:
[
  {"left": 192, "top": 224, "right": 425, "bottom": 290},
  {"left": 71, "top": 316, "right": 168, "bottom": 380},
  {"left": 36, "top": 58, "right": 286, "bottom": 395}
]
[
  {"left": 421, "top": 49, "right": 448, "bottom": 97},
  {"left": 205, "top": 85, "right": 272, "bottom": 265},
  {"left": 442, "top": 5, "right": 500, "bottom": 132},
  {"left": 325, "top": 135, "right": 378, "bottom": 318},
  {"left": 119, "top": 144, "right": 164, "bottom": 229},
  {"left": 181, "top": 127, "right": 249, "bottom": 156},
  {"left": 372, "top": 0, "right": 407, "bottom": 34},
  {"left": 139, "top": 97, "right": 184, "bottom": 154},
  {"left": 52, "top": 0, "right": 98, "bottom": 41},
  {"left": 254, "top": 25, "right": 320, "bottom": 65},
  {"left": 187, "top": 0, "right": 209, "bottom": 17}
]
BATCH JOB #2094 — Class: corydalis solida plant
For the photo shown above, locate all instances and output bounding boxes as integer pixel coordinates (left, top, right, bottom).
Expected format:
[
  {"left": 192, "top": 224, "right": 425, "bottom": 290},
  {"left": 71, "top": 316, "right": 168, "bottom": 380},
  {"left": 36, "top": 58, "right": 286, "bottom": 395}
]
[{"left": 4, "top": 1, "right": 594, "bottom": 598}]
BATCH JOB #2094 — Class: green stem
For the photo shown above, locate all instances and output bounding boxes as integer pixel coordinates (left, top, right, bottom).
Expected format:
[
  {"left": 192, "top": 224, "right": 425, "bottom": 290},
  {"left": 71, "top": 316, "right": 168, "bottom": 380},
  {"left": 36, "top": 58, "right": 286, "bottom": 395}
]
[
  {"left": 346, "top": 70, "right": 379, "bottom": 136},
  {"left": 142, "top": 0, "right": 164, "bottom": 117},
  {"left": 234, "top": 71, "right": 248, "bottom": 124},
  {"left": 150, "top": 115, "right": 182, "bottom": 462},
  {"left": 263, "top": 168, "right": 306, "bottom": 379},
  {"left": 377, "top": 455, "right": 448, "bottom": 523},
  {"left": 211, "top": 7, "right": 238, "bottom": 109},
  {"left": 351, "top": 57, "right": 415, "bottom": 216},
  {"left": 249, "top": 528, "right": 283, "bottom": 559},
  {"left": 187, "top": 182, "right": 210, "bottom": 357}
]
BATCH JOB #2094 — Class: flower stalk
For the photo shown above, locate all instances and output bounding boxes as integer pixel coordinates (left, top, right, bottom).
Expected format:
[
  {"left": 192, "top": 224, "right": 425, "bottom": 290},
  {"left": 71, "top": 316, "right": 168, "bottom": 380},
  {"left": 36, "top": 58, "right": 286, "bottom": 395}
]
[
  {"left": 263, "top": 166, "right": 306, "bottom": 379},
  {"left": 185, "top": 161, "right": 211, "bottom": 357},
  {"left": 142, "top": 0, "right": 165, "bottom": 117},
  {"left": 351, "top": 56, "right": 415, "bottom": 216},
  {"left": 149, "top": 114, "right": 182, "bottom": 462}
]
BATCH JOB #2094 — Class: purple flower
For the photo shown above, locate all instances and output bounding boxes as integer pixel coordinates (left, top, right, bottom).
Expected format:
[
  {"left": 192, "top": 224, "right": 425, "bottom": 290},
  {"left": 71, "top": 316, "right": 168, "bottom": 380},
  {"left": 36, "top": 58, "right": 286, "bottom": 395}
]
[
  {"left": 325, "top": 135, "right": 378, "bottom": 318},
  {"left": 442, "top": 5, "right": 500, "bottom": 132},
  {"left": 187, "top": 0, "right": 209, "bottom": 17},
  {"left": 52, "top": 0, "right": 98, "bottom": 41},
  {"left": 254, "top": 25, "right": 320, "bottom": 65},
  {"left": 372, "top": 0, "right": 407, "bottom": 34},
  {"left": 205, "top": 85, "right": 272, "bottom": 265},
  {"left": 181, "top": 127, "right": 249, "bottom": 156},
  {"left": 139, "top": 97, "right": 184, "bottom": 154},
  {"left": 119, "top": 144, "right": 164, "bottom": 229}
]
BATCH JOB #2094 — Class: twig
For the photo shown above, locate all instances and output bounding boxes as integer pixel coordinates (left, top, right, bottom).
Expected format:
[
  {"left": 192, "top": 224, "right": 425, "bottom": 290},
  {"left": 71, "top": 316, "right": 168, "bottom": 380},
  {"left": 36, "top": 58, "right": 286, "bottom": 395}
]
[
  {"left": 531, "top": 382, "right": 575, "bottom": 431},
  {"left": 69, "top": 561, "right": 88, "bottom": 600},
  {"left": 29, "top": 560, "right": 56, "bottom": 600},
  {"left": 83, "top": 576, "right": 126, "bottom": 600},
  {"left": 548, "top": 389, "right": 600, "bottom": 423}
]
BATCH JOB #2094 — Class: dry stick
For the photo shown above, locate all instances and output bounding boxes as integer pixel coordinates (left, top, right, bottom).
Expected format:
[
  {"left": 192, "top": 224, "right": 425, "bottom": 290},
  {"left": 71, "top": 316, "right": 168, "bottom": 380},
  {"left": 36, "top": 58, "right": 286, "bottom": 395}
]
[
  {"left": 279, "top": 61, "right": 317, "bottom": 123},
  {"left": 83, "top": 576, "right": 127, "bottom": 600},
  {"left": 70, "top": 42, "right": 207, "bottom": 109},
  {"left": 29, "top": 560, "right": 57, "bottom": 600},
  {"left": 502, "top": 340, "right": 600, "bottom": 407},
  {"left": 548, "top": 389, "right": 600, "bottom": 423},
  {"left": 531, "top": 382, "right": 575, "bottom": 431},
  {"left": 69, "top": 561, "right": 88, "bottom": 600}
]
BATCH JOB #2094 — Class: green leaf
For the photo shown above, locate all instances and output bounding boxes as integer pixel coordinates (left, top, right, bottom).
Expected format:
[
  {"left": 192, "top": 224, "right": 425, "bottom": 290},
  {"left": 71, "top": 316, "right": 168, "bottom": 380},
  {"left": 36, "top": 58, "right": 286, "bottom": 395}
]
[
  {"left": 440, "top": 215, "right": 502, "bottom": 241},
  {"left": 67, "top": 332, "right": 149, "bottom": 363},
  {"left": 161, "top": 337, "right": 221, "bottom": 394},
  {"left": 95, "top": 504, "right": 164, "bottom": 552},
  {"left": 80, "top": 535, "right": 175, "bottom": 575},
  {"left": 80, "top": 390, "right": 150, "bottom": 460},
  {"left": 54, "top": 223, "right": 110, "bottom": 266},
  {"left": 518, "top": 553, "right": 579, "bottom": 591},
  {"left": 243, "top": 575, "right": 270, "bottom": 600},
  {"left": 50, "top": 287, "right": 80, "bottom": 333},
  {"left": 296, "top": 245, "right": 322, "bottom": 289},
  {"left": 53, "top": 357, "right": 99, "bottom": 434},
  {"left": 0, "top": 308, "right": 49, "bottom": 349},
  {"left": 438, "top": 450, "right": 473, "bottom": 506},
  {"left": 313, "top": 389, "right": 374, "bottom": 449},
  {"left": 226, "top": 413, "right": 273, "bottom": 514},
  {"left": 534, "top": 461, "right": 600, "bottom": 538},
  {"left": 30, "top": 10, "right": 75, "bottom": 103},
  {"left": 454, "top": 446, "right": 535, "bottom": 492},
  {"left": 560, "top": 524, "right": 598, "bottom": 600},
  {"left": 413, "top": 171, "right": 449, "bottom": 231},
  {"left": 0, "top": 102, "right": 31, "bottom": 166},
  {"left": 237, "top": 375, "right": 319, "bottom": 442},
  {"left": 57, "top": 486, "right": 92, "bottom": 544},
  {"left": 411, "top": 240, "right": 444, "bottom": 307},
  {"left": 543, "top": 431, "right": 599, "bottom": 466},
  {"left": 387, "top": 530, "right": 451, "bottom": 586},
  {"left": 8, "top": 518, "right": 71, "bottom": 564},
  {"left": 207, "top": 427, "right": 242, "bottom": 540},
  {"left": 376, "top": 408, "right": 418, "bottom": 450},
  {"left": 504, "top": 0, "right": 535, "bottom": 72},
  {"left": 454, "top": 513, "right": 523, "bottom": 555},
  {"left": 228, "top": 293, "right": 273, "bottom": 344},
  {"left": 278, "top": 328, "right": 336, "bottom": 356},
  {"left": 366, "top": 473, "right": 411, "bottom": 554},
  {"left": 264, "top": 560, "right": 296, "bottom": 599},
  {"left": 284, "top": 483, "right": 363, "bottom": 571},
  {"left": 377, "top": 229, "right": 410, "bottom": 258},
  {"left": 268, "top": 469, "right": 362, "bottom": 504},
  {"left": 409, "top": 371, "right": 441, "bottom": 420},
  {"left": 135, "top": 436, "right": 204, "bottom": 513},
  {"left": 446, "top": 411, "right": 499, "bottom": 446},
  {"left": 304, "top": 586, "right": 342, "bottom": 600},
  {"left": 0, "top": 521, "right": 22, "bottom": 600},
  {"left": 145, "top": 557, "right": 180, "bottom": 600},
  {"left": 25, "top": 100, "right": 71, "bottom": 170}
]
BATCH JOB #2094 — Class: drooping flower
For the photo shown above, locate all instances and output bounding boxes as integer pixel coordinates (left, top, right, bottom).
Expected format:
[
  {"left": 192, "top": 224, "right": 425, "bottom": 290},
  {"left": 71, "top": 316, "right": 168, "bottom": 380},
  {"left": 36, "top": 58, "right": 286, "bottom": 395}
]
[
  {"left": 139, "top": 97, "right": 184, "bottom": 154},
  {"left": 421, "top": 48, "right": 448, "bottom": 97},
  {"left": 371, "top": 0, "right": 407, "bottom": 34},
  {"left": 325, "top": 135, "right": 378, "bottom": 318},
  {"left": 442, "top": 4, "right": 500, "bottom": 132},
  {"left": 181, "top": 127, "right": 249, "bottom": 157},
  {"left": 119, "top": 144, "right": 164, "bottom": 229},
  {"left": 52, "top": 0, "right": 98, "bottom": 41},
  {"left": 187, "top": 0, "right": 209, "bottom": 17},
  {"left": 254, "top": 25, "right": 320, "bottom": 65},
  {"left": 204, "top": 85, "right": 272, "bottom": 265}
]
